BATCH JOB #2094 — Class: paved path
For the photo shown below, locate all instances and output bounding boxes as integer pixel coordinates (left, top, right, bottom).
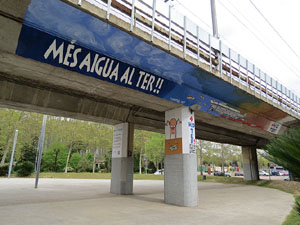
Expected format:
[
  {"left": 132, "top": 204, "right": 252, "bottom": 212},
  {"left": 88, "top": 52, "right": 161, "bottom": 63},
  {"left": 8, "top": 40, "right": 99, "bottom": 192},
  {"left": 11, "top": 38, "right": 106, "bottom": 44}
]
[{"left": 0, "top": 178, "right": 294, "bottom": 225}]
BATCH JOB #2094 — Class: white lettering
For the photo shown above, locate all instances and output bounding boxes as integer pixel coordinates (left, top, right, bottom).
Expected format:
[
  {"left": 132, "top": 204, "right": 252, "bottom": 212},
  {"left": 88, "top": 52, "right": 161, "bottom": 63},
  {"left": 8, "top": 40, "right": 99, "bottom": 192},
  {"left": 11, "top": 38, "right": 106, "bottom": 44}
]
[
  {"left": 95, "top": 57, "right": 106, "bottom": 76},
  {"left": 79, "top": 53, "right": 91, "bottom": 72},
  {"left": 103, "top": 59, "right": 114, "bottom": 78},
  {"left": 44, "top": 39, "right": 64, "bottom": 64},
  {"left": 141, "top": 73, "right": 150, "bottom": 90},
  {"left": 63, "top": 44, "right": 74, "bottom": 66},
  {"left": 70, "top": 48, "right": 81, "bottom": 68},
  {"left": 120, "top": 67, "right": 130, "bottom": 84},
  {"left": 136, "top": 71, "right": 145, "bottom": 87}
]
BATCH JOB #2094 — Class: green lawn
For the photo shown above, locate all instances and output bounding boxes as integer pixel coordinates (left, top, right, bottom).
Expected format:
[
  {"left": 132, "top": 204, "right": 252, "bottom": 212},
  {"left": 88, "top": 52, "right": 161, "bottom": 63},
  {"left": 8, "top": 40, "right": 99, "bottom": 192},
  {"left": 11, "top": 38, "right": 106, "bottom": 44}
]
[{"left": 23, "top": 172, "right": 164, "bottom": 180}]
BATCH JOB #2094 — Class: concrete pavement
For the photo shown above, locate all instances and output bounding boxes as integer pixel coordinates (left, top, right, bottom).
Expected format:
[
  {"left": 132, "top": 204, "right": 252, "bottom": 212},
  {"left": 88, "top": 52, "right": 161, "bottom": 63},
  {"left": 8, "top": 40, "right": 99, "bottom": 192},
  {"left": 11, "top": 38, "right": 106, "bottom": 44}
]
[{"left": 0, "top": 178, "right": 294, "bottom": 225}]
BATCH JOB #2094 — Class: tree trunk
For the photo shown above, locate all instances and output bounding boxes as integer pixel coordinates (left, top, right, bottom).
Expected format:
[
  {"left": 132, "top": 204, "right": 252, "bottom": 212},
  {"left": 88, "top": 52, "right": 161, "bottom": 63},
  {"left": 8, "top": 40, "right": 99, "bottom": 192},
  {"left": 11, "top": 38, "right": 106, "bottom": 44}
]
[
  {"left": 0, "top": 135, "right": 14, "bottom": 165},
  {"left": 92, "top": 150, "right": 96, "bottom": 173},
  {"left": 139, "top": 149, "right": 142, "bottom": 174},
  {"left": 54, "top": 150, "right": 59, "bottom": 172},
  {"left": 1, "top": 112, "right": 24, "bottom": 165},
  {"left": 221, "top": 144, "right": 225, "bottom": 173},
  {"left": 64, "top": 141, "right": 73, "bottom": 173}
]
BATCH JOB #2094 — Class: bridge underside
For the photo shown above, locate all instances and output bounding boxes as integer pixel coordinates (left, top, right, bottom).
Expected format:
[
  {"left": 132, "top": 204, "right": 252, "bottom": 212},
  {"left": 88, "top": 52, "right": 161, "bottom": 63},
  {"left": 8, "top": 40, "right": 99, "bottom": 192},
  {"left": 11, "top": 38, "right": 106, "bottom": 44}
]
[{"left": 0, "top": 50, "right": 271, "bottom": 147}]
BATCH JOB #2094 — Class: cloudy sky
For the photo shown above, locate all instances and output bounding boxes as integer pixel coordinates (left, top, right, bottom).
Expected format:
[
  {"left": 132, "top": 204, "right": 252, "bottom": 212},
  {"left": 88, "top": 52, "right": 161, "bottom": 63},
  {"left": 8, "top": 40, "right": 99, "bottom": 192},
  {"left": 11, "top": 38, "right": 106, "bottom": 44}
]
[{"left": 166, "top": 0, "right": 300, "bottom": 97}]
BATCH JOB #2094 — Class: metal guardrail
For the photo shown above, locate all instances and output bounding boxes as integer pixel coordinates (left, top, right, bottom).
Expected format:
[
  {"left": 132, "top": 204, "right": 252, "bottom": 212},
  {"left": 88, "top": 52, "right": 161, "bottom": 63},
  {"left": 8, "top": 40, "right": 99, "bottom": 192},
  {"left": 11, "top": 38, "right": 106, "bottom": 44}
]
[{"left": 78, "top": 0, "right": 300, "bottom": 118}]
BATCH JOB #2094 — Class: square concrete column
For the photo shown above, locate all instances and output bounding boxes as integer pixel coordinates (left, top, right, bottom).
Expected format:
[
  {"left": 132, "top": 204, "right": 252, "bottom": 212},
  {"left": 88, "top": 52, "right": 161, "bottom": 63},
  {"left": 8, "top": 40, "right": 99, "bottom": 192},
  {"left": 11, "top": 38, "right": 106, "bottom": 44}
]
[
  {"left": 164, "top": 107, "right": 198, "bottom": 207},
  {"left": 110, "top": 123, "right": 134, "bottom": 195},
  {"left": 242, "top": 146, "right": 259, "bottom": 181}
]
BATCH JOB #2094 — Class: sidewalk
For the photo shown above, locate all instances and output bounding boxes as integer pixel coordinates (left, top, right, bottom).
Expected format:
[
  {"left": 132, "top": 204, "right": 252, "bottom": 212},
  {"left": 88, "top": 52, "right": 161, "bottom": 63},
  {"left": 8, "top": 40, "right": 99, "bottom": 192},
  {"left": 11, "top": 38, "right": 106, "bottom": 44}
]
[{"left": 0, "top": 178, "right": 294, "bottom": 225}]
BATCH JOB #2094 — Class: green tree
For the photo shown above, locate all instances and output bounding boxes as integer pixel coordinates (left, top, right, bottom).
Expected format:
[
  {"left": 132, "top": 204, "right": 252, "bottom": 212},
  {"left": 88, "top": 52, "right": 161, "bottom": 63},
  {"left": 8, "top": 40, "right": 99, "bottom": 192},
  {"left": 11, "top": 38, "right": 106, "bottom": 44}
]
[
  {"left": 19, "top": 136, "right": 39, "bottom": 163},
  {"left": 264, "top": 128, "right": 300, "bottom": 179},
  {"left": 0, "top": 110, "right": 24, "bottom": 165},
  {"left": 70, "top": 153, "right": 82, "bottom": 172},
  {"left": 78, "top": 158, "right": 93, "bottom": 172},
  {"left": 41, "top": 142, "right": 68, "bottom": 172},
  {"left": 146, "top": 133, "right": 164, "bottom": 171}
]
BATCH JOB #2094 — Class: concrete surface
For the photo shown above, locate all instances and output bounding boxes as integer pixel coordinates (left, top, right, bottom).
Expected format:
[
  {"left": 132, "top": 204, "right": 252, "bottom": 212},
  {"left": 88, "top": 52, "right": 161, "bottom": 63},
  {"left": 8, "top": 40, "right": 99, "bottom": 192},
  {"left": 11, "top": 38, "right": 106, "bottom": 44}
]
[
  {"left": 164, "top": 154, "right": 198, "bottom": 207},
  {"left": 242, "top": 146, "right": 259, "bottom": 181},
  {"left": 0, "top": 178, "right": 294, "bottom": 225},
  {"left": 110, "top": 157, "right": 134, "bottom": 195}
]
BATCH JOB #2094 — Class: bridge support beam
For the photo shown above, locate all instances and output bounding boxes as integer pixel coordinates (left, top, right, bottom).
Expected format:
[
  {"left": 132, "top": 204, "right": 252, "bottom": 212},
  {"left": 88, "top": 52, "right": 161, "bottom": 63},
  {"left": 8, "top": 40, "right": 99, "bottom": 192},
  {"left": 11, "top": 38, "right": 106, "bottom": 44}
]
[
  {"left": 242, "top": 146, "right": 259, "bottom": 181},
  {"left": 164, "top": 107, "right": 198, "bottom": 207},
  {"left": 110, "top": 123, "right": 134, "bottom": 195}
]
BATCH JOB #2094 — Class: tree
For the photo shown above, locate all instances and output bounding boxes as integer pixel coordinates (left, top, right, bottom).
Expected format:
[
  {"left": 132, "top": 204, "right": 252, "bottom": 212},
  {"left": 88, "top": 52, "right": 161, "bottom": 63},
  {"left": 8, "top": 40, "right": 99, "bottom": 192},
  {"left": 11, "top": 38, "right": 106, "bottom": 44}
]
[
  {"left": 70, "top": 153, "right": 82, "bottom": 172},
  {"left": 134, "top": 130, "right": 152, "bottom": 174},
  {"left": 264, "top": 128, "right": 300, "bottom": 180},
  {"left": 19, "top": 136, "right": 39, "bottom": 163},
  {"left": 146, "top": 133, "right": 164, "bottom": 171},
  {"left": 41, "top": 142, "right": 68, "bottom": 172},
  {"left": 0, "top": 110, "right": 24, "bottom": 165}
]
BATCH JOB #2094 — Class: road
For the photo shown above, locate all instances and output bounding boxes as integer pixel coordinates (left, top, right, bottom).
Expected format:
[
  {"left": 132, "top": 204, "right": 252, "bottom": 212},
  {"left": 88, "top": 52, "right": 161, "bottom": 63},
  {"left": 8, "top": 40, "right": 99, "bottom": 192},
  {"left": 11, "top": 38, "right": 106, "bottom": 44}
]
[{"left": 0, "top": 178, "right": 294, "bottom": 225}]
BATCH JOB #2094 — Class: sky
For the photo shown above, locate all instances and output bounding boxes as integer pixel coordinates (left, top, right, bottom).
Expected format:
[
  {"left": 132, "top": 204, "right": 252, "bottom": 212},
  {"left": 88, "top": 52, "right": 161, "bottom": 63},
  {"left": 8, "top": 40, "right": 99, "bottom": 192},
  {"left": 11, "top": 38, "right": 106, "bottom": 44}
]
[{"left": 154, "top": 0, "right": 300, "bottom": 97}]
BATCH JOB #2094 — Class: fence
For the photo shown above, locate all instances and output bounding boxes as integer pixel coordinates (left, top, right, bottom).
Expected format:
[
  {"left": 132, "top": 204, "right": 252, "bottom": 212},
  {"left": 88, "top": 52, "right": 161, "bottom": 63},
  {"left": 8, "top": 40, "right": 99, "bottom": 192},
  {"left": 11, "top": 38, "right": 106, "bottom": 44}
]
[{"left": 77, "top": 0, "right": 300, "bottom": 117}]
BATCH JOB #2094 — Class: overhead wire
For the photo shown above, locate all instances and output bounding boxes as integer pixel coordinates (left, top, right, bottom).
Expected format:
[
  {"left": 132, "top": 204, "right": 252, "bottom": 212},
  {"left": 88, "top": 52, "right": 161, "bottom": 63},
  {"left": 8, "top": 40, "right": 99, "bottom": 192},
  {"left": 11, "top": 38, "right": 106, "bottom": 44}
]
[
  {"left": 171, "top": 0, "right": 300, "bottom": 95},
  {"left": 216, "top": 0, "right": 300, "bottom": 84},
  {"left": 249, "top": 0, "right": 300, "bottom": 63}
]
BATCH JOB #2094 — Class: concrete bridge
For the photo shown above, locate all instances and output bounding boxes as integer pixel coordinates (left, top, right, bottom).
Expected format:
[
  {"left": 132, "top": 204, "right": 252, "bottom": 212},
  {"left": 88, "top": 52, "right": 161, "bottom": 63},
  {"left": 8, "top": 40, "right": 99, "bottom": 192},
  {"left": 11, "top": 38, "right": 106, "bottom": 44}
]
[{"left": 1, "top": 0, "right": 299, "bottom": 207}]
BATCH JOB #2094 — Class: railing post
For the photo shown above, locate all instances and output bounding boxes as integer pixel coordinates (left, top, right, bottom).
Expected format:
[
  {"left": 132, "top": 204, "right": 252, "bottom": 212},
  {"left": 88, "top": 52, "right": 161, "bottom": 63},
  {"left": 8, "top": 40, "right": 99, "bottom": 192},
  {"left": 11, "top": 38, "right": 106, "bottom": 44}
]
[
  {"left": 130, "top": 0, "right": 136, "bottom": 32},
  {"left": 209, "top": 34, "right": 212, "bottom": 72},
  {"left": 229, "top": 48, "right": 232, "bottom": 84},
  {"left": 151, "top": 0, "right": 156, "bottom": 42},
  {"left": 197, "top": 26, "right": 200, "bottom": 66},
  {"left": 270, "top": 78, "right": 274, "bottom": 106},
  {"left": 253, "top": 64, "right": 255, "bottom": 96},
  {"left": 106, "top": 0, "right": 112, "bottom": 20},
  {"left": 238, "top": 54, "right": 241, "bottom": 88},
  {"left": 219, "top": 40, "right": 222, "bottom": 78},
  {"left": 168, "top": 4, "right": 172, "bottom": 51},
  {"left": 259, "top": 69, "right": 262, "bottom": 99},
  {"left": 184, "top": 16, "right": 187, "bottom": 59},
  {"left": 246, "top": 60, "right": 249, "bottom": 91}
]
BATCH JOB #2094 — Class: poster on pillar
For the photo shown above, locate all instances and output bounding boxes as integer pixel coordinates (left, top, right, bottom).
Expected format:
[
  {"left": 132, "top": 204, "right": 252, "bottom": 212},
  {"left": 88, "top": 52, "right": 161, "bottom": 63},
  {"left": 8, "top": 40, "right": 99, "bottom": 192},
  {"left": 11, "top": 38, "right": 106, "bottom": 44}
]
[
  {"left": 112, "top": 123, "right": 131, "bottom": 158},
  {"left": 165, "top": 107, "right": 195, "bottom": 155}
]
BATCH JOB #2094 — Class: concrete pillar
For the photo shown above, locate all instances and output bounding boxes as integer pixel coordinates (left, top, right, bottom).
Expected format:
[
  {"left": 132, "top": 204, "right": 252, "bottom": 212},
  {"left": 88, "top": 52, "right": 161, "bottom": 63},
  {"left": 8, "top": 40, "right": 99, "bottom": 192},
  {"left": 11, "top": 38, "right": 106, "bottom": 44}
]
[
  {"left": 164, "top": 107, "right": 198, "bottom": 207},
  {"left": 110, "top": 123, "right": 134, "bottom": 195},
  {"left": 242, "top": 146, "right": 259, "bottom": 181}
]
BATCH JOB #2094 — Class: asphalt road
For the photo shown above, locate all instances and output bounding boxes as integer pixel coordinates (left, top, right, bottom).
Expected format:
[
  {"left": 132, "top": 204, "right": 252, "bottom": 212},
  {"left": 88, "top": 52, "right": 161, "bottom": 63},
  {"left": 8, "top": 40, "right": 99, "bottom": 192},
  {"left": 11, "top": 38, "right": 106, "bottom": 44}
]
[{"left": 0, "top": 178, "right": 294, "bottom": 225}]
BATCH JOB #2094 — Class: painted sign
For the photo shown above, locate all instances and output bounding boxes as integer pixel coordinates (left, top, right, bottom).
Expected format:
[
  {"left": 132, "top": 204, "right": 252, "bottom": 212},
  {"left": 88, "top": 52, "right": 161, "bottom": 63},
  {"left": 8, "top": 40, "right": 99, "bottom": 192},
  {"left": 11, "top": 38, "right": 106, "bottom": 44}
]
[
  {"left": 188, "top": 115, "right": 196, "bottom": 154},
  {"left": 16, "top": 0, "right": 292, "bottom": 136},
  {"left": 165, "top": 107, "right": 195, "bottom": 155},
  {"left": 112, "top": 123, "right": 130, "bottom": 158}
]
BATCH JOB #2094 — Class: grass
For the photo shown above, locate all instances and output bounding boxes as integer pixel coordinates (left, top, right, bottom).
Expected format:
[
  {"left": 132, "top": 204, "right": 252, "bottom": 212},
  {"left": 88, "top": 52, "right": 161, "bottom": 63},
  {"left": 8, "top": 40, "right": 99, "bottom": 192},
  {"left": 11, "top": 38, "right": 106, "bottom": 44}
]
[
  {"left": 282, "top": 196, "right": 300, "bottom": 225},
  {"left": 8, "top": 172, "right": 165, "bottom": 180}
]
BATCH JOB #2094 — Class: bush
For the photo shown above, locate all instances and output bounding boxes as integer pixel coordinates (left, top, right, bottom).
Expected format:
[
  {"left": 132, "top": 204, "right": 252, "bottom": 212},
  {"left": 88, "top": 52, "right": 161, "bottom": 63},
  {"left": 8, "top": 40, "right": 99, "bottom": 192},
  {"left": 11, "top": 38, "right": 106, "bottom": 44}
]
[
  {"left": 15, "top": 161, "right": 34, "bottom": 177},
  {"left": 77, "top": 158, "right": 93, "bottom": 172},
  {"left": 296, "top": 199, "right": 300, "bottom": 215},
  {"left": 0, "top": 163, "right": 9, "bottom": 176},
  {"left": 265, "top": 128, "right": 300, "bottom": 179}
]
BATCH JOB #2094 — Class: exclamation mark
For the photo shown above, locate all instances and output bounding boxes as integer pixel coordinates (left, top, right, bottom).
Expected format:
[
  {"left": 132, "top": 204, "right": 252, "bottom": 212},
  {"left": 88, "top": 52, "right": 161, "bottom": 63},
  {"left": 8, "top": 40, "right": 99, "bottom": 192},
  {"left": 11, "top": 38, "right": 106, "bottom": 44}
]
[
  {"left": 153, "top": 78, "right": 161, "bottom": 94},
  {"left": 156, "top": 79, "right": 164, "bottom": 94}
]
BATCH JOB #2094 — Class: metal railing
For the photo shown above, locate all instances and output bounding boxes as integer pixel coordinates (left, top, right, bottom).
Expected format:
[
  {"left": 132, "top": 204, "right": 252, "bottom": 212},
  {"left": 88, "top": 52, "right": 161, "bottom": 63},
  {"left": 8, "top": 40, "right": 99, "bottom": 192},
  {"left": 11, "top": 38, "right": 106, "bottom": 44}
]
[{"left": 79, "top": 0, "right": 300, "bottom": 118}]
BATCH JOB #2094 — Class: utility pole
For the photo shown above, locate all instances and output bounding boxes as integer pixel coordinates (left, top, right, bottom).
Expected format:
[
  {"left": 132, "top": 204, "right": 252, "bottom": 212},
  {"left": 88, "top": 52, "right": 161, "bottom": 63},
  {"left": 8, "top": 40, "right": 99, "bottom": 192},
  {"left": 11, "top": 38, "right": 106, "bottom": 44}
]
[
  {"left": 8, "top": 130, "right": 18, "bottom": 178},
  {"left": 210, "top": 0, "right": 219, "bottom": 38},
  {"left": 35, "top": 115, "right": 47, "bottom": 189}
]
